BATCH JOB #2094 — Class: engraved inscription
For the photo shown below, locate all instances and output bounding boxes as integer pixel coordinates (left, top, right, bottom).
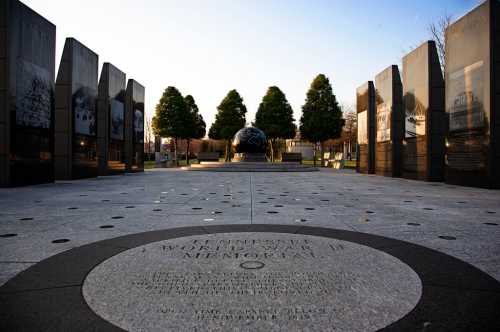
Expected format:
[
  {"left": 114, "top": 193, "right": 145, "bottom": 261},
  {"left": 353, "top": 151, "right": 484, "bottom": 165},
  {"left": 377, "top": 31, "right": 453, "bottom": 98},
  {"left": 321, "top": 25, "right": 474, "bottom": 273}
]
[
  {"left": 83, "top": 233, "right": 422, "bottom": 332},
  {"left": 133, "top": 271, "right": 350, "bottom": 297},
  {"left": 159, "top": 238, "right": 344, "bottom": 260},
  {"left": 157, "top": 305, "right": 336, "bottom": 322}
]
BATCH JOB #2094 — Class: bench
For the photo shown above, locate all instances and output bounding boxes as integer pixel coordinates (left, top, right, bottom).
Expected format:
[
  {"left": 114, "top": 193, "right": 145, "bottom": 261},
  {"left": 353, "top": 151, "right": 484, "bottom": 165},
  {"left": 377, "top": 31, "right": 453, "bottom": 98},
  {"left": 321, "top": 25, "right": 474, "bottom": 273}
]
[
  {"left": 282, "top": 153, "right": 302, "bottom": 163},
  {"left": 197, "top": 152, "right": 220, "bottom": 162}
]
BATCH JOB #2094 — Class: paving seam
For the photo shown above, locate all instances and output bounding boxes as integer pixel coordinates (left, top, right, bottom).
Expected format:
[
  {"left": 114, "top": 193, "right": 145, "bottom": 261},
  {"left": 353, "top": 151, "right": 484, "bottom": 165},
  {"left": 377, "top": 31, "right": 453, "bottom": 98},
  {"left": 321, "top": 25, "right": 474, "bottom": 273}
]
[
  {"left": 250, "top": 174, "right": 254, "bottom": 225},
  {"left": 0, "top": 283, "right": 81, "bottom": 295}
]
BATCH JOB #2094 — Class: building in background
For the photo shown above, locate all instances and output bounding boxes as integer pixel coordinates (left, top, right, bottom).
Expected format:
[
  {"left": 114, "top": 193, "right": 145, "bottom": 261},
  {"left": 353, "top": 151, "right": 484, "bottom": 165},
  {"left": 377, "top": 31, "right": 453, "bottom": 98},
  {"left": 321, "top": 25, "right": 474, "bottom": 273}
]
[{"left": 286, "top": 133, "right": 315, "bottom": 160}]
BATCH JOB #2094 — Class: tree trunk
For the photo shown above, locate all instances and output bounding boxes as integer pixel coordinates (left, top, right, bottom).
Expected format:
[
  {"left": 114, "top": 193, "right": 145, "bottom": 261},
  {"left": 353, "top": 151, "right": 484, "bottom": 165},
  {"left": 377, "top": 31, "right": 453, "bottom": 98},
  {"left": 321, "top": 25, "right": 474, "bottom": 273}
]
[
  {"left": 186, "top": 139, "right": 191, "bottom": 165},
  {"left": 270, "top": 139, "right": 274, "bottom": 163},
  {"left": 174, "top": 138, "right": 178, "bottom": 167},
  {"left": 320, "top": 142, "right": 325, "bottom": 167},
  {"left": 313, "top": 144, "right": 317, "bottom": 167},
  {"left": 351, "top": 140, "right": 353, "bottom": 160},
  {"left": 225, "top": 140, "right": 231, "bottom": 162}
]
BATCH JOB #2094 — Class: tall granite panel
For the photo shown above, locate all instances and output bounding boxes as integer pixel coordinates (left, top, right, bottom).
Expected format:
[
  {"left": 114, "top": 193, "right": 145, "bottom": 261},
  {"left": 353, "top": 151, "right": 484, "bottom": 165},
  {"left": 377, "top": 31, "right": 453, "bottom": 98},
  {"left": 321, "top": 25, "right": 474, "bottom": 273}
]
[
  {"left": 54, "top": 38, "right": 98, "bottom": 180},
  {"left": 0, "top": 0, "right": 8, "bottom": 186},
  {"left": 97, "top": 63, "right": 126, "bottom": 175},
  {"left": 356, "top": 81, "right": 375, "bottom": 174},
  {"left": 0, "top": 0, "right": 55, "bottom": 187},
  {"left": 125, "top": 79, "right": 145, "bottom": 172},
  {"left": 375, "top": 65, "right": 404, "bottom": 177},
  {"left": 445, "top": 0, "right": 500, "bottom": 188},
  {"left": 402, "top": 41, "right": 445, "bottom": 181}
]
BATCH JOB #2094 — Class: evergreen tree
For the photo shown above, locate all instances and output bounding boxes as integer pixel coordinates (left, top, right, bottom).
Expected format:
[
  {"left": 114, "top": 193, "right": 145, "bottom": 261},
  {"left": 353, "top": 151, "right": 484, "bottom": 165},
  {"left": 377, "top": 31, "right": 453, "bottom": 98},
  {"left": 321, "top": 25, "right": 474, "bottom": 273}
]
[
  {"left": 254, "top": 86, "right": 296, "bottom": 162},
  {"left": 208, "top": 90, "right": 246, "bottom": 161},
  {"left": 299, "top": 74, "right": 345, "bottom": 166},
  {"left": 152, "top": 86, "right": 189, "bottom": 166},
  {"left": 183, "top": 95, "right": 206, "bottom": 165}
]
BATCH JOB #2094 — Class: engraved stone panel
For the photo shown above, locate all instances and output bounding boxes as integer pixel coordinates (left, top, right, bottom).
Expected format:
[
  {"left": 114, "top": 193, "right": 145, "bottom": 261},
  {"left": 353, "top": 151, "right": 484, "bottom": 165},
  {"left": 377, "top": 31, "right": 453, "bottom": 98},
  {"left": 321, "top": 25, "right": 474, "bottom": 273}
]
[
  {"left": 356, "top": 82, "right": 375, "bottom": 174},
  {"left": 402, "top": 41, "right": 445, "bottom": 181},
  {"left": 445, "top": 0, "right": 500, "bottom": 188},
  {"left": 54, "top": 38, "right": 98, "bottom": 180},
  {"left": 1, "top": 0, "right": 55, "bottom": 186},
  {"left": 375, "top": 65, "right": 404, "bottom": 177},
  {"left": 125, "top": 79, "right": 145, "bottom": 172},
  {"left": 97, "top": 63, "right": 126, "bottom": 175},
  {"left": 83, "top": 233, "right": 422, "bottom": 332}
]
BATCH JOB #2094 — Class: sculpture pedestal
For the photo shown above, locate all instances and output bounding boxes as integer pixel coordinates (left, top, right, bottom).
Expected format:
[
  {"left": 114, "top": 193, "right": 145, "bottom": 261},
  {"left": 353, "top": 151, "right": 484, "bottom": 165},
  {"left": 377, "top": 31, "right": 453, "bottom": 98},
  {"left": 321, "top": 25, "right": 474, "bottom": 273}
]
[{"left": 233, "top": 153, "right": 267, "bottom": 162}]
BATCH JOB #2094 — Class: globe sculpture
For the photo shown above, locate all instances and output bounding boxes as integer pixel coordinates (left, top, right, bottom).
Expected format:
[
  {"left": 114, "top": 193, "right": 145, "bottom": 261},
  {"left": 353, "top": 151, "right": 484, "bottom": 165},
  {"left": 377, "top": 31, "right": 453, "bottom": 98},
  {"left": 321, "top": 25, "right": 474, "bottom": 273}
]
[{"left": 232, "top": 127, "right": 267, "bottom": 162}]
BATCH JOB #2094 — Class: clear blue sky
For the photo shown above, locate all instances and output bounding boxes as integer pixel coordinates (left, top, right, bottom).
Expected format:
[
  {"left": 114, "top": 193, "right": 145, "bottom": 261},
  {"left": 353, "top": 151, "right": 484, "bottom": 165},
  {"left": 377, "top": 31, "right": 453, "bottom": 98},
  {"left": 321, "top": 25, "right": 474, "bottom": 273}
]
[{"left": 24, "top": 0, "right": 481, "bottom": 129}]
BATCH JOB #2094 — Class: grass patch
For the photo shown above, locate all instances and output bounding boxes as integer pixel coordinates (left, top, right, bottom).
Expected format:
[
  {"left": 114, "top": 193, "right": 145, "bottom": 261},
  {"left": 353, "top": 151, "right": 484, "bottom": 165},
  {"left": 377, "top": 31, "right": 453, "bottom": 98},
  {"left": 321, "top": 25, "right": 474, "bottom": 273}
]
[
  {"left": 144, "top": 161, "right": 155, "bottom": 169},
  {"left": 344, "top": 160, "right": 356, "bottom": 168}
]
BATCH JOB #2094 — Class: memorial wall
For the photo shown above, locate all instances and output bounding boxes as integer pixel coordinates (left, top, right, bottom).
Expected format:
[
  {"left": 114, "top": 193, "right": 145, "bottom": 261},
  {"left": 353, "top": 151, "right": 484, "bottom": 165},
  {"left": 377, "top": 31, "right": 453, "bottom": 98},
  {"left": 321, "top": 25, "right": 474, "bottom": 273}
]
[
  {"left": 402, "top": 41, "right": 445, "bottom": 181},
  {"left": 375, "top": 65, "right": 404, "bottom": 177},
  {"left": 356, "top": 82, "right": 375, "bottom": 174},
  {"left": 98, "top": 63, "right": 126, "bottom": 175},
  {"left": 0, "top": 0, "right": 56, "bottom": 186},
  {"left": 55, "top": 38, "right": 98, "bottom": 180},
  {"left": 445, "top": 0, "right": 499, "bottom": 188},
  {"left": 125, "top": 79, "right": 145, "bottom": 172}
]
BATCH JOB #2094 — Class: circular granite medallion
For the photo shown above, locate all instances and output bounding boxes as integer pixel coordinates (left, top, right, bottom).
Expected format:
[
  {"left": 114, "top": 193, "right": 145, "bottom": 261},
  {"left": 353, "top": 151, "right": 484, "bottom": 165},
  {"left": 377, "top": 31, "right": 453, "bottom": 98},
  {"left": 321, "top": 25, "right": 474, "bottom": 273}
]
[
  {"left": 83, "top": 233, "right": 422, "bottom": 332},
  {"left": 2, "top": 225, "right": 500, "bottom": 331}
]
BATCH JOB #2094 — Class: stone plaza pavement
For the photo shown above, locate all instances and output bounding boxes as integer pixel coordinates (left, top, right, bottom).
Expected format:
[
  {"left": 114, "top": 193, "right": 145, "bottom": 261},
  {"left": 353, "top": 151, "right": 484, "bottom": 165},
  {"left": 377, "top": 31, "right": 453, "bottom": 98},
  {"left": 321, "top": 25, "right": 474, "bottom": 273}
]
[
  {"left": 1, "top": 169, "right": 499, "bottom": 285},
  {"left": 0, "top": 169, "right": 499, "bottom": 331}
]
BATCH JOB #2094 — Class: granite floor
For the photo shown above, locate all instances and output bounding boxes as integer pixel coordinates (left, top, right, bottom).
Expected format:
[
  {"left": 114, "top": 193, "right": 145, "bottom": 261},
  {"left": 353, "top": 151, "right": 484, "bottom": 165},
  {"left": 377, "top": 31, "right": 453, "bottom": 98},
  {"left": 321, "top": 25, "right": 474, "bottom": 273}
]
[
  {"left": 1, "top": 168, "right": 499, "bottom": 286},
  {"left": 1, "top": 168, "right": 500, "bottom": 331}
]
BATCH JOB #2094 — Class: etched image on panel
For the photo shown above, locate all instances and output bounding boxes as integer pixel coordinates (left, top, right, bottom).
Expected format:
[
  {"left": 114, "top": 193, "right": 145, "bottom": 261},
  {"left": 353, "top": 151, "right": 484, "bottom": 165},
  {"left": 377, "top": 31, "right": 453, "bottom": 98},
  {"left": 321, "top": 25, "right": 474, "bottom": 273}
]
[
  {"left": 110, "top": 99, "right": 125, "bottom": 140},
  {"left": 72, "top": 44, "right": 98, "bottom": 136},
  {"left": 404, "top": 89, "right": 426, "bottom": 138},
  {"left": 448, "top": 61, "right": 485, "bottom": 132},
  {"left": 73, "top": 86, "right": 96, "bottom": 135},
  {"left": 15, "top": 60, "right": 52, "bottom": 128},
  {"left": 134, "top": 109, "right": 144, "bottom": 143},
  {"left": 357, "top": 111, "right": 368, "bottom": 144},
  {"left": 376, "top": 104, "right": 391, "bottom": 142}
]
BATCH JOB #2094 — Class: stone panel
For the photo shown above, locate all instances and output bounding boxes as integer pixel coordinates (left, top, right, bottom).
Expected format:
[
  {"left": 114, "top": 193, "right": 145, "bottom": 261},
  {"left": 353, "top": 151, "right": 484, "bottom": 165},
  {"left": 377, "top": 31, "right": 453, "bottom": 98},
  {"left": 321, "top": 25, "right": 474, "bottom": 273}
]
[
  {"left": 375, "top": 65, "right": 404, "bottom": 177},
  {"left": 402, "top": 41, "right": 445, "bottom": 181},
  {"left": 54, "top": 38, "right": 98, "bottom": 180},
  {"left": 0, "top": 1, "right": 7, "bottom": 185},
  {"left": 445, "top": 0, "right": 499, "bottom": 188},
  {"left": 125, "top": 79, "right": 145, "bottom": 172},
  {"left": 97, "top": 63, "right": 126, "bottom": 175},
  {"left": 0, "top": 0, "right": 55, "bottom": 187},
  {"left": 356, "top": 81, "right": 375, "bottom": 174}
]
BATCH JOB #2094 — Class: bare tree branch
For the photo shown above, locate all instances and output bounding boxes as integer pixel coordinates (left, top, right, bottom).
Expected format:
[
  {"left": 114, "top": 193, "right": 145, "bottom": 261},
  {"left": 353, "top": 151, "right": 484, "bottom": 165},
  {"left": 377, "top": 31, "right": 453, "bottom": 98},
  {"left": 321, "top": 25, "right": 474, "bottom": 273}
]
[
  {"left": 429, "top": 14, "right": 453, "bottom": 73},
  {"left": 144, "top": 115, "right": 153, "bottom": 156}
]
